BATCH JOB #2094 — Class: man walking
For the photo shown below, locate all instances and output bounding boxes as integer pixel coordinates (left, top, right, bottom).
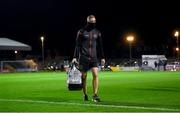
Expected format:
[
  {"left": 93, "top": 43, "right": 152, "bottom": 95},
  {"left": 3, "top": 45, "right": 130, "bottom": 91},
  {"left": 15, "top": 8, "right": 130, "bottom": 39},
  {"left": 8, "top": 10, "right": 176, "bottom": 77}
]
[{"left": 72, "top": 15, "right": 105, "bottom": 102}]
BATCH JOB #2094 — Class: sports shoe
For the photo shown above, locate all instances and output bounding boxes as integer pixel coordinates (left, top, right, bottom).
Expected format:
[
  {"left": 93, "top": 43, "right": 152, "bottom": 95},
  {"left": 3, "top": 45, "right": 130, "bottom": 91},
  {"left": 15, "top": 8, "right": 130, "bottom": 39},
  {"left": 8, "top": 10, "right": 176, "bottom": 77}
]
[
  {"left": 83, "top": 94, "right": 88, "bottom": 101},
  {"left": 92, "top": 95, "right": 100, "bottom": 102}
]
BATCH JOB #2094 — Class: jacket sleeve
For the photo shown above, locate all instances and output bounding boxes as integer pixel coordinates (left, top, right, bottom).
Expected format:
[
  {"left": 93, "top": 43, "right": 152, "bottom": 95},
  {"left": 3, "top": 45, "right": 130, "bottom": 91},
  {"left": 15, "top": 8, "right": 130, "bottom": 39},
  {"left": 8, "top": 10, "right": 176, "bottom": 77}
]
[
  {"left": 97, "top": 31, "right": 105, "bottom": 59},
  {"left": 73, "top": 30, "right": 82, "bottom": 59}
]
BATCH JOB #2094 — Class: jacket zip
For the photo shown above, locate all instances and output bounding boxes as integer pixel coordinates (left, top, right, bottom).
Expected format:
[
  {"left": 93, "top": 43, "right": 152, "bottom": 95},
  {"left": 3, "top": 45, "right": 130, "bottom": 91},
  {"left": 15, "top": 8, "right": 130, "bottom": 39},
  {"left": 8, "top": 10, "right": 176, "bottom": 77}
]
[{"left": 89, "top": 32, "right": 92, "bottom": 60}]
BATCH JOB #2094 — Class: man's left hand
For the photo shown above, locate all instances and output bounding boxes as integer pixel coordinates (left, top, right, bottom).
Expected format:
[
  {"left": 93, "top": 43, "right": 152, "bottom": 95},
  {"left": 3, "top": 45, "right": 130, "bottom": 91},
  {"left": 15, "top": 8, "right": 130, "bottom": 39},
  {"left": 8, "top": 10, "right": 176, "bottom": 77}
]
[{"left": 101, "top": 59, "right": 105, "bottom": 66}]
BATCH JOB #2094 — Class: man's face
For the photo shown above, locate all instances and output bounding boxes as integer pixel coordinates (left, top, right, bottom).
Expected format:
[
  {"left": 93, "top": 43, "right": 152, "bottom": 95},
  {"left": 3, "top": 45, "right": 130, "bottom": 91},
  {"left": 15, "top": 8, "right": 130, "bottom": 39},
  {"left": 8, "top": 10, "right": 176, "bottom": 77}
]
[
  {"left": 87, "top": 15, "right": 96, "bottom": 24},
  {"left": 89, "top": 17, "right": 96, "bottom": 23}
]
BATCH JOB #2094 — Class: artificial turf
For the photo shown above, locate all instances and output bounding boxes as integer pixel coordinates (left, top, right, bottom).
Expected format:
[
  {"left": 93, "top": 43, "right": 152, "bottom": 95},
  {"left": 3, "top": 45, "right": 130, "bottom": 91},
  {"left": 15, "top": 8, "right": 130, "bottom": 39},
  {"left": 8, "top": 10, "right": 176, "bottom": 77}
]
[{"left": 0, "top": 71, "right": 180, "bottom": 112}]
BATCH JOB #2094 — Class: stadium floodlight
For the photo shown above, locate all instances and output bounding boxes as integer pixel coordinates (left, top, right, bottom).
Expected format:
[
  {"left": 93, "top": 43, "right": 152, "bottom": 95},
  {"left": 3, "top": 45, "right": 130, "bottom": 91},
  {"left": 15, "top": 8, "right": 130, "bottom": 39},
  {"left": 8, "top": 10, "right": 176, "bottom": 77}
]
[
  {"left": 174, "top": 31, "right": 179, "bottom": 61},
  {"left": 14, "top": 51, "right": 18, "bottom": 60},
  {"left": 40, "top": 36, "right": 45, "bottom": 67},
  {"left": 127, "top": 36, "right": 134, "bottom": 42},
  {"left": 176, "top": 47, "right": 179, "bottom": 51},
  {"left": 174, "top": 31, "right": 179, "bottom": 37},
  {"left": 14, "top": 51, "right": 17, "bottom": 54},
  {"left": 126, "top": 36, "right": 134, "bottom": 66}
]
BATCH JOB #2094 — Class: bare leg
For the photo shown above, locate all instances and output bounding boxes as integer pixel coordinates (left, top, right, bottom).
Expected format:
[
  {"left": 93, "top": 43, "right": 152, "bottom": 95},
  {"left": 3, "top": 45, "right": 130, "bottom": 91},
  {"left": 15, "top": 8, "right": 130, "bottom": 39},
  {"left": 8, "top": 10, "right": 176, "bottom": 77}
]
[
  {"left": 92, "top": 67, "right": 99, "bottom": 96},
  {"left": 82, "top": 71, "right": 87, "bottom": 95}
]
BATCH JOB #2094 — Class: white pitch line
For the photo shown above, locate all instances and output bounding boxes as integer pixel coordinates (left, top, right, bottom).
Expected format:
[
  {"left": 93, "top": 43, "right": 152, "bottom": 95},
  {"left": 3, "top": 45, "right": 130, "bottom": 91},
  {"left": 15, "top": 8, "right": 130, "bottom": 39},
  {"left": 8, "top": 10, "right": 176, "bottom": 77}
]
[{"left": 0, "top": 99, "right": 180, "bottom": 112}]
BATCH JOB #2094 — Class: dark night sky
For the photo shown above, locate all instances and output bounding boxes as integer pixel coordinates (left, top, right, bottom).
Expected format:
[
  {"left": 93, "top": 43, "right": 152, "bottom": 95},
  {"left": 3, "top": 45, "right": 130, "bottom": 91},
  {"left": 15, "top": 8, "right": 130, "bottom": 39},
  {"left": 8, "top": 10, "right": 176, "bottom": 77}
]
[{"left": 0, "top": 0, "right": 180, "bottom": 58}]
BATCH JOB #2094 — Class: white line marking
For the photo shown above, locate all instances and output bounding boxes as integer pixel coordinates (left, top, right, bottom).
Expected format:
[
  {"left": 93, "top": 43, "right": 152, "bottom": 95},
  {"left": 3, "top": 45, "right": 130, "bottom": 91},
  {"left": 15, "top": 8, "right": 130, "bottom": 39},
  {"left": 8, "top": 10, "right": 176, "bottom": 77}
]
[{"left": 0, "top": 99, "right": 180, "bottom": 111}]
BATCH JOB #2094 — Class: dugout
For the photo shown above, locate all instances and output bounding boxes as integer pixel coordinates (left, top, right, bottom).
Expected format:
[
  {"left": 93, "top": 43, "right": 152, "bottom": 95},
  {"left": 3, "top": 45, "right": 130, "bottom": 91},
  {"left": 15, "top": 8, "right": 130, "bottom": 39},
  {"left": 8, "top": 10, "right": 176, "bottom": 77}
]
[
  {"left": 0, "top": 38, "right": 32, "bottom": 72},
  {"left": 0, "top": 38, "right": 31, "bottom": 60},
  {"left": 0, "top": 38, "right": 31, "bottom": 51}
]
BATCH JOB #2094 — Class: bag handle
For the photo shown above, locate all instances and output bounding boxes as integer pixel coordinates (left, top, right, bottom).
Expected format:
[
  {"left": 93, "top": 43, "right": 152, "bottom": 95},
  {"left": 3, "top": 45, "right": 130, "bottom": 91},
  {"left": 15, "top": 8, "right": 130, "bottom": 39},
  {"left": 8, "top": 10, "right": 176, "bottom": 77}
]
[{"left": 69, "top": 62, "right": 79, "bottom": 70}]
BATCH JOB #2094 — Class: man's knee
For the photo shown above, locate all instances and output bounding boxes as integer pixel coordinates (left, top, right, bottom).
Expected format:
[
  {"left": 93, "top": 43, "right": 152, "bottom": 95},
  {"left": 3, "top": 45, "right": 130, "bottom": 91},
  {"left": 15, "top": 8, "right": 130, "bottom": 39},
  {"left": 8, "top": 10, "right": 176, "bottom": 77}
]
[
  {"left": 92, "top": 72, "right": 98, "bottom": 78},
  {"left": 82, "top": 72, "right": 87, "bottom": 79},
  {"left": 92, "top": 67, "right": 98, "bottom": 78},
  {"left": 93, "top": 74, "right": 98, "bottom": 79}
]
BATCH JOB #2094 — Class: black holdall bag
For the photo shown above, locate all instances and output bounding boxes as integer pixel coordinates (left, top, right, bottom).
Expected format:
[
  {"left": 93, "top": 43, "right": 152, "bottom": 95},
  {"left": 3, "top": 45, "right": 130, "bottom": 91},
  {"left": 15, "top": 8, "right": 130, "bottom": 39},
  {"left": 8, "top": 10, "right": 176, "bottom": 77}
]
[{"left": 67, "top": 63, "right": 82, "bottom": 91}]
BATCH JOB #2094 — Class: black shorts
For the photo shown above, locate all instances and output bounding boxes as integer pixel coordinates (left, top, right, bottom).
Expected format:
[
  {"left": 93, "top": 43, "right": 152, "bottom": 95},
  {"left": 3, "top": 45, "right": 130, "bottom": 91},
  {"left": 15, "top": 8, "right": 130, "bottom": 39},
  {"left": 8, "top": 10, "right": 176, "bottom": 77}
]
[{"left": 79, "top": 56, "right": 98, "bottom": 72}]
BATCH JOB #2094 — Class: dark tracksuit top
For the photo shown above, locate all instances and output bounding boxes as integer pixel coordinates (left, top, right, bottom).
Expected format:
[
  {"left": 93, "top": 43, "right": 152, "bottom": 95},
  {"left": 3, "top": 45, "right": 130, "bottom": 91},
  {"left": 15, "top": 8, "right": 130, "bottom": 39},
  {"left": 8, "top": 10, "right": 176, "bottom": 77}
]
[{"left": 74, "top": 27, "right": 104, "bottom": 70}]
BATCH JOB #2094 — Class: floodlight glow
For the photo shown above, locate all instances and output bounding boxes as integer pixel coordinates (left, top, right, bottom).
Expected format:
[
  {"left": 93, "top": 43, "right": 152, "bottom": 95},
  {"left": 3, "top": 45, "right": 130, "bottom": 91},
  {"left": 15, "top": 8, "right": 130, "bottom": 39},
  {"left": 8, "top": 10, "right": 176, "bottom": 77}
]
[
  {"left": 126, "top": 36, "right": 134, "bottom": 42},
  {"left": 176, "top": 47, "right": 179, "bottom": 51},
  {"left": 14, "top": 51, "right": 18, "bottom": 54},
  {"left": 40, "top": 36, "right": 44, "bottom": 42},
  {"left": 174, "top": 31, "right": 179, "bottom": 37}
]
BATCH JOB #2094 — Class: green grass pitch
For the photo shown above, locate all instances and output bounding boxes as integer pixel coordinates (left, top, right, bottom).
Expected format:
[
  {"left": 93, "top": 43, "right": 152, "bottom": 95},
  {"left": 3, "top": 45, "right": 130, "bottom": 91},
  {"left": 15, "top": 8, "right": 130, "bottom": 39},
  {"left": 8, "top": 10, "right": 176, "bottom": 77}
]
[{"left": 0, "top": 71, "right": 180, "bottom": 112}]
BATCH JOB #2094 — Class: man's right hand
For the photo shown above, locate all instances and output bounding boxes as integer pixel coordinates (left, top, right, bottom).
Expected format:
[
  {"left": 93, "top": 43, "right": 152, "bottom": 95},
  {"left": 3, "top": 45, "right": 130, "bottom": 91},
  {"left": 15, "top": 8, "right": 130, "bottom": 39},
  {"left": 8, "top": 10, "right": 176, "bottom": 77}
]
[{"left": 72, "top": 58, "right": 78, "bottom": 64}]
